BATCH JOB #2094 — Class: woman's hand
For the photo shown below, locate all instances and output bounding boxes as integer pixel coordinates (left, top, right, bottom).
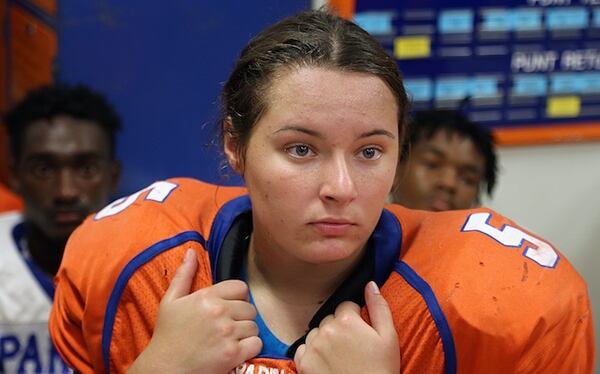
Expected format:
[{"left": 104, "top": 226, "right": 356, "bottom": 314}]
[
  {"left": 128, "top": 249, "right": 262, "bottom": 373},
  {"left": 294, "top": 281, "right": 400, "bottom": 374}
]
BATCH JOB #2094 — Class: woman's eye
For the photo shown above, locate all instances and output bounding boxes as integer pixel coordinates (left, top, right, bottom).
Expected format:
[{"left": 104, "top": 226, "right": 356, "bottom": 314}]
[
  {"left": 359, "top": 147, "right": 382, "bottom": 160},
  {"left": 286, "top": 144, "right": 314, "bottom": 158}
]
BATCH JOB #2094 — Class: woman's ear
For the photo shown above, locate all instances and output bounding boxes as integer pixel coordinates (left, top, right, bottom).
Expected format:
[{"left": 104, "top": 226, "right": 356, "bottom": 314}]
[{"left": 223, "top": 118, "right": 243, "bottom": 174}]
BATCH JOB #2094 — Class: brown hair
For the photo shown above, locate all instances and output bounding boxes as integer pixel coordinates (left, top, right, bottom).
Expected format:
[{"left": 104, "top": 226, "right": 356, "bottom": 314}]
[{"left": 221, "top": 9, "right": 409, "bottom": 167}]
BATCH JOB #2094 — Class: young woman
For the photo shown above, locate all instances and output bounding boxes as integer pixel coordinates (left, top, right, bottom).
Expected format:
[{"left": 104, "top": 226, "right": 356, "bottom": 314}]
[{"left": 50, "top": 10, "right": 595, "bottom": 374}]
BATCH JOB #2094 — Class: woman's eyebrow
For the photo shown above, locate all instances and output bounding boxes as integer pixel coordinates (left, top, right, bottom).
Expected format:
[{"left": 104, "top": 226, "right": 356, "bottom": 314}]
[
  {"left": 273, "top": 126, "right": 321, "bottom": 137},
  {"left": 359, "top": 129, "right": 396, "bottom": 139},
  {"left": 273, "top": 127, "right": 396, "bottom": 140}
]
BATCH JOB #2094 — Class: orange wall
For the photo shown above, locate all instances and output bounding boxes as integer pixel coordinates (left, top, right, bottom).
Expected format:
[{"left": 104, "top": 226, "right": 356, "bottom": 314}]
[{"left": 0, "top": 0, "right": 56, "bottom": 184}]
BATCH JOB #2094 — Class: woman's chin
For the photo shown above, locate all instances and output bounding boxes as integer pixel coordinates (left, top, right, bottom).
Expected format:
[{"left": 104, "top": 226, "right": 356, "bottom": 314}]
[{"left": 299, "top": 240, "right": 364, "bottom": 265}]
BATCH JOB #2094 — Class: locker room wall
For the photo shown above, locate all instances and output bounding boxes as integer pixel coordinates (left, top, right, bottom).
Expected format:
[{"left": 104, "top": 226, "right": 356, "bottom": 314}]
[
  {"left": 483, "top": 142, "right": 600, "bottom": 366},
  {"left": 55, "top": 1, "right": 310, "bottom": 196}
]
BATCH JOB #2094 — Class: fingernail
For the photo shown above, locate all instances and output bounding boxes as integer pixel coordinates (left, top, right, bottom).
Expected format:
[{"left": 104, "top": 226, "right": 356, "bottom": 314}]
[
  {"left": 184, "top": 248, "right": 195, "bottom": 263},
  {"left": 369, "top": 281, "right": 380, "bottom": 295}
]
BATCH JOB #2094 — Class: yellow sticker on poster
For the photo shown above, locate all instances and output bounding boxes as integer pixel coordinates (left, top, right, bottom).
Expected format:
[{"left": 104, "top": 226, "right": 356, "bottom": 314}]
[
  {"left": 394, "top": 36, "right": 431, "bottom": 60},
  {"left": 546, "top": 96, "right": 581, "bottom": 118}
]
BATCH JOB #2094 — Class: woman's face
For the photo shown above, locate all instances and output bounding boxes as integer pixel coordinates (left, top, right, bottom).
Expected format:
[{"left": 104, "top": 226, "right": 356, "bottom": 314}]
[{"left": 226, "top": 67, "right": 399, "bottom": 266}]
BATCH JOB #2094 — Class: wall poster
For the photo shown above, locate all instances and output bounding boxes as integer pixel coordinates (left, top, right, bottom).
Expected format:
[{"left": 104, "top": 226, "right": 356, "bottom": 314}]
[{"left": 341, "top": 0, "right": 600, "bottom": 145}]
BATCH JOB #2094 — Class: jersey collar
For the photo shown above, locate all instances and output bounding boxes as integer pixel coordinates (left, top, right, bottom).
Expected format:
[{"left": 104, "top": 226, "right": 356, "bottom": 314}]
[
  {"left": 207, "top": 196, "right": 403, "bottom": 357},
  {"left": 11, "top": 222, "right": 55, "bottom": 299}
]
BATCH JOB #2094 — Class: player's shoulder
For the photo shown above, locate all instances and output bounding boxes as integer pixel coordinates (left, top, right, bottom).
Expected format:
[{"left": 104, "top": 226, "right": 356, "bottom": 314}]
[
  {"left": 384, "top": 204, "right": 591, "bottom": 362},
  {"left": 388, "top": 203, "right": 586, "bottom": 288},
  {"left": 0, "top": 211, "right": 22, "bottom": 257},
  {"left": 0, "top": 210, "right": 21, "bottom": 226},
  {"left": 386, "top": 203, "right": 506, "bottom": 237},
  {"left": 93, "top": 177, "right": 246, "bottom": 221},
  {"left": 388, "top": 203, "right": 588, "bottom": 314},
  {"left": 82, "top": 177, "right": 245, "bottom": 235},
  {"left": 72, "top": 177, "right": 244, "bottom": 243},
  {"left": 0, "top": 211, "right": 23, "bottom": 269},
  {"left": 61, "top": 178, "right": 247, "bottom": 284}
]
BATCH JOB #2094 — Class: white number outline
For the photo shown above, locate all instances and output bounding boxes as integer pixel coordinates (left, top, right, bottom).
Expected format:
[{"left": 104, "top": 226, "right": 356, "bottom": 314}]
[
  {"left": 462, "top": 212, "right": 559, "bottom": 268},
  {"left": 94, "top": 181, "right": 179, "bottom": 220}
]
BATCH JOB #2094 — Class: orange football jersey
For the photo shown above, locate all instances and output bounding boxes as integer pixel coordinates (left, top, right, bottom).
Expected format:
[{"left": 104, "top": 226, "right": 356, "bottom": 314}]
[{"left": 49, "top": 178, "right": 595, "bottom": 373}]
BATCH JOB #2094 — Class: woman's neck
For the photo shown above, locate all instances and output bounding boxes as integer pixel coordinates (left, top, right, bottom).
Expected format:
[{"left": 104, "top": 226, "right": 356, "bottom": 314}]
[{"left": 245, "top": 234, "right": 365, "bottom": 343}]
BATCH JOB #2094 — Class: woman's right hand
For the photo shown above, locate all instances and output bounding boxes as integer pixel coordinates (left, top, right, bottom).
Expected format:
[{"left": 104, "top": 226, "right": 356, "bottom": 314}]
[{"left": 127, "top": 249, "right": 262, "bottom": 373}]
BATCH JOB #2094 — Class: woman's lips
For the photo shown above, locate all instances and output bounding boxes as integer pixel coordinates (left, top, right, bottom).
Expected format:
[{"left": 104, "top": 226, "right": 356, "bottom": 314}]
[{"left": 311, "top": 220, "right": 354, "bottom": 236}]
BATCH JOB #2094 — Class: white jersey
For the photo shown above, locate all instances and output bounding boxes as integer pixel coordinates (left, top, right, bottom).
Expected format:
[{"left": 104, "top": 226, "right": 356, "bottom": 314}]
[{"left": 0, "top": 211, "right": 71, "bottom": 373}]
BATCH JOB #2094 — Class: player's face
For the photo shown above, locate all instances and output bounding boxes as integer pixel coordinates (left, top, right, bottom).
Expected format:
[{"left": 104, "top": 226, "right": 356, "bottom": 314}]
[
  {"left": 393, "top": 130, "right": 485, "bottom": 211},
  {"left": 226, "top": 67, "right": 399, "bottom": 266},
  {"left": 11, "top": 115, "right": 120, "bottom": 242}
]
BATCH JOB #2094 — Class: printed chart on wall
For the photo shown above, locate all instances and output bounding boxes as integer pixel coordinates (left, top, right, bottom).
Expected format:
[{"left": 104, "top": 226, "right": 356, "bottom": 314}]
[{"left": 352, "top": 0, "right": 600, "bottom": 145}]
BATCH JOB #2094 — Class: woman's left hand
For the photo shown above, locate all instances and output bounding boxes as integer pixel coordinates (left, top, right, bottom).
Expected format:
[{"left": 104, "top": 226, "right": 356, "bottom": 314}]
[{"left": 294, "top": 281, "right": 400, "bottom": 374}]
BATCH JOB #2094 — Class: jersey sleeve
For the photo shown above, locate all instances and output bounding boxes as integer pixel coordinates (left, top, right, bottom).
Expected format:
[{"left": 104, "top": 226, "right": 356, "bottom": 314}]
[
  {"left": 515, "top": 278, "right": 595, "bottom": 373},
  {"left": 50, "top": 235, "right": 210, "bottom": 373},
  {"left": 49, "top": 178, "right": 246, "bottom": 373},
  {"left": 392, "top": 205, "right": 596, "bottom": 373},
  {"left": 50, "top": 264, "right": 94, "bottom": 372}
]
